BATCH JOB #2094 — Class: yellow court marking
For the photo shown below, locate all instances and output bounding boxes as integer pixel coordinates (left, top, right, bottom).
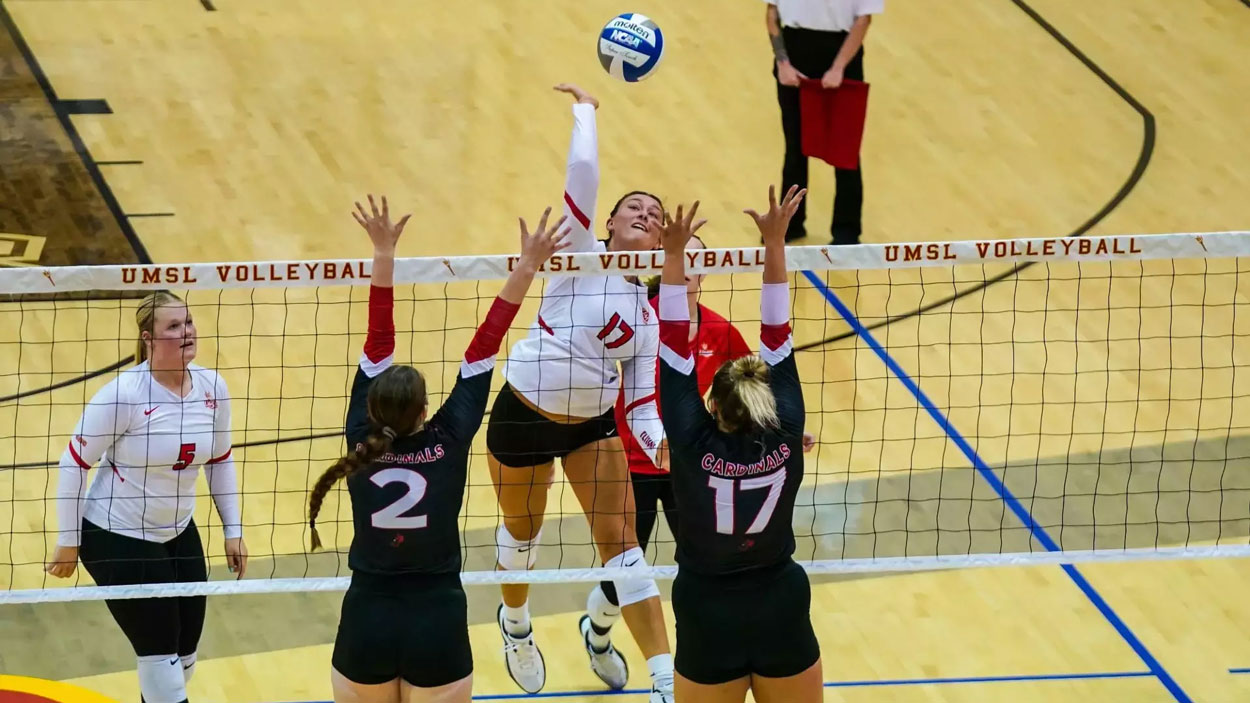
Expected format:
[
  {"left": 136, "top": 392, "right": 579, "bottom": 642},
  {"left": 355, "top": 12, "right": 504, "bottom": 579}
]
[
  {"left": 0, "top": 675, "right": 118, "bottom": 703},
  {"left": 0, "top": 233, "right": 46, "bottom": 266}
]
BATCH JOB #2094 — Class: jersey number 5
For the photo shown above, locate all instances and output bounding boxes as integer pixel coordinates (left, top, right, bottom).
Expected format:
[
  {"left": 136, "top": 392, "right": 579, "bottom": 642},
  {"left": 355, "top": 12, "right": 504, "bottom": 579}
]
[
  {"left": 597, "top": 312, "right": 635, "bottom": 350},
  {"left": 172, "top": 443, "right": 196, "bottom": 471},
  {"left": 707, "top": 468, "right": 787, "bottom": 535},
  {"left": 371, "top": 468, "right": 429, "bottom": 530}
]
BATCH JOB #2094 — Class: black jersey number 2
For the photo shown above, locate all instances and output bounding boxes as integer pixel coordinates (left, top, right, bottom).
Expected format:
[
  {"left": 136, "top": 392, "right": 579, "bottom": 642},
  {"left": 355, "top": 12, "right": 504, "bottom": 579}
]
[
  {"left": 370, "top": 468, "right": 429, "bottom": 530},
  {"left": 707, "top": 468, "right": 787, "bottom": 535}
]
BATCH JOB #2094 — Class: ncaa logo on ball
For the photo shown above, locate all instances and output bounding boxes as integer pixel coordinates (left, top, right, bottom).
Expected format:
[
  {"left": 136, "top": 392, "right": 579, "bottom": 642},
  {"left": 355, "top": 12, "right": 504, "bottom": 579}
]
[{"left": 597, "top": 13, "right": 664, "bottom": 83}]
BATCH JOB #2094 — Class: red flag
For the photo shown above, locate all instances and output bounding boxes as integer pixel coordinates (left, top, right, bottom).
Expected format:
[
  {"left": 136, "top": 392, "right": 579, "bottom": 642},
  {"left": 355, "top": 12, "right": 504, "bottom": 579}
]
[{"left": 799, "top": 78, "right": 869, "bottom": 170}]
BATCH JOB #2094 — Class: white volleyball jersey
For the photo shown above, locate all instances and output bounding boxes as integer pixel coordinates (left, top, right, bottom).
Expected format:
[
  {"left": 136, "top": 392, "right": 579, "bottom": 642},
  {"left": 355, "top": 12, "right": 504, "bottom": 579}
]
[
  {"left": 503, "top": 103, "right": 665, "bottom": 462},
  {"left": 56, "top": 361, "right": 240, "bottom": 546}
]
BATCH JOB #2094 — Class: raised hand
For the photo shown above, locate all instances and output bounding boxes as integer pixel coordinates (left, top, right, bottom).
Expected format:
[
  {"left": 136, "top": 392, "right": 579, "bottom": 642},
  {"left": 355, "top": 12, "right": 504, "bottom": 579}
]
[
  {"left": 657, "top": 201, "right": 708, "bottom": 255},
  {"left": 353, "top": 194, "right": 411, "bottom": 254},
  {"left": 554, "top": 83, "right": 600, "bottom": 109},
  {"left": 517, "top": 207, "right": 572, "bottom": 269},
  {"left": 744, "top": 185, "right": 806, "bottom": 246}
]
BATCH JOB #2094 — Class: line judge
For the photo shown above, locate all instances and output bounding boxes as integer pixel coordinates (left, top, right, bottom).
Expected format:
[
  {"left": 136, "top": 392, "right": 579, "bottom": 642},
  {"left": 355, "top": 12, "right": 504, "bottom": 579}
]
[{"left": 765, "top": 0, "right": 884, "bottom": 245}]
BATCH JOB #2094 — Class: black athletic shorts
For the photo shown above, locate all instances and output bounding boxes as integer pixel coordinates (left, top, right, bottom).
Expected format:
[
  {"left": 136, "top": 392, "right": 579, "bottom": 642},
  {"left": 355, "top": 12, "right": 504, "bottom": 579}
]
[
  {"left": 486, "top": 382, "right": 618, "bottom": 468},
  {"left": 332, "top": 570, "right": 472, "bottom": 687},
  {"left": 672, "top": 560, "right": 820, "bottom": 684}
]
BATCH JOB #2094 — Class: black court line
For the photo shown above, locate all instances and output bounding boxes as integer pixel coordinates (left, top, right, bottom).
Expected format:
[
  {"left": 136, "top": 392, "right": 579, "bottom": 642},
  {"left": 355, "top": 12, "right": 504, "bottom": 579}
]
[
  {"left": 797, "top": 0, "right": 1155, "bottom": 352},
  {"left": 96, "top": 160, "right": 143, "bottom": 167},
  {"left": 200, "top": 0, "right": 216, "bottom": 10},
  {"left": 0, "top": 357, "right": 134, "bottom": 404},
  {"left": 126, "top": 212, "right": 176, "bottom": 218},
  {"left": 55, "top": 99, "right": 111, "bottom": 115},
  {"left": 0, "top": 1, "right": 152, "bottom": 265}
]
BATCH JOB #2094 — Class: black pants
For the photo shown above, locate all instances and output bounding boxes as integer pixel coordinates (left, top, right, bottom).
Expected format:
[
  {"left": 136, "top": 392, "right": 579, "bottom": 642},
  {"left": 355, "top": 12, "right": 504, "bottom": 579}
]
[
  {"left": 79, "top": 518, "right": 208, "bottom": 658},
  {"left": 600, "top": 472, "right": 678, "bottom": 606},
  {"left": 776, "top": 27, "right": 865, "bottom": 244}
]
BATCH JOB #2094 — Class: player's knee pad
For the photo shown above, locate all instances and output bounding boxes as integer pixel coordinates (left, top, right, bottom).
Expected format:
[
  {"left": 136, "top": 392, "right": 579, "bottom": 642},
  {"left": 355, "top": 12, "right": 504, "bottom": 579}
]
[
  {"left": 496, "top": 524, "right": 542, "bottom": 571},
  {"left": 137, "top": 654, "right": 188, "bottom": 703},
  {"left": 606, "top": 547, "right": 660, "bottom": 607},
  {"left": 180, "top": 652, "right": 196, "bottom": 683}
]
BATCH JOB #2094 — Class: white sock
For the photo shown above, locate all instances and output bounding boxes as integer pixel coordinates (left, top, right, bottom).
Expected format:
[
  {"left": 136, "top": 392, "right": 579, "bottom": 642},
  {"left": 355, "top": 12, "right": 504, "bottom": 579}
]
[
  {"left": 586, "top": 584, "right": 620, "bottom": 651},
  {"left": 137, "top": 654, "right": 188, "bottom": 703},
  {"left": 648, "top": 653, "right": 674, "bottom": 691},
  {"left": 180, "top": 652, "right": 197, "bottom": 684},
  {"left": 501, "top": 601, "right": 531, "bottom": 638}
]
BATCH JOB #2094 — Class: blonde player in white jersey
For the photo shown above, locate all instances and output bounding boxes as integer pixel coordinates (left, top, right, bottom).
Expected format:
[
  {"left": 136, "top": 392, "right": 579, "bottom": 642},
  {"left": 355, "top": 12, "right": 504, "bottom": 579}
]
[
  {"left": 46, "top": 292, "right": 247, "bottom": 703},
  {"left": 484, "top": 83, "right": 675, "bottom": 702}
]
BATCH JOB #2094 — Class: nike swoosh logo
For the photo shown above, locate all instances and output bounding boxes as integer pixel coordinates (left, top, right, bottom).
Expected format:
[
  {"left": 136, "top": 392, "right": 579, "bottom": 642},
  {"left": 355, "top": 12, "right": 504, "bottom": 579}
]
[
  {"left": 516, "top": 546, "right": 530, "bottom": 553},
  {"left": 144, "top": 406, "right": 159, "bottom": 416},
  {"left": 168, "top": 657, "right": 180, "bottom": 666},
  {"left": 624, "top": 559, "right": 640, "bottom": 567}
]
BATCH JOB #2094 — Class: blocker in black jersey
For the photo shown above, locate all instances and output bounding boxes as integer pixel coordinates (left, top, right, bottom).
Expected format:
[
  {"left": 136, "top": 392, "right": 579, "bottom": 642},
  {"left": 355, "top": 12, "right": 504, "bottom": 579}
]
[
  {"left": 657, "top": 278, "right": 819, "bottom": 685},
  {"left": 343, "top": 347, "right": 496, "bottom": 577},
  {"left": 657, "top": 295, "right": 804, "bottom": 577},
  {"left": 329, "top": 283, "right": 520, "bottom": 687}
]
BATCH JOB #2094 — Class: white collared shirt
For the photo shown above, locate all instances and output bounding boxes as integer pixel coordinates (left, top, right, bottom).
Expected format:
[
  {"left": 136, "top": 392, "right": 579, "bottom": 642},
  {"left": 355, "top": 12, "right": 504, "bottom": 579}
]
[{"left": 765, "top": 0, "right": 884, "bottom": 32}]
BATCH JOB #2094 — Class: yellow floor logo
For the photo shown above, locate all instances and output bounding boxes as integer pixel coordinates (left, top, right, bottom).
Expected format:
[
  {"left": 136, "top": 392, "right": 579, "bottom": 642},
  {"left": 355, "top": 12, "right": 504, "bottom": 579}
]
[
  {"left": 0, "top": 233, "right": 46, "bottom": 267},
  {"left": 0, "top": 676, "right": 116, "bottom": 703}
]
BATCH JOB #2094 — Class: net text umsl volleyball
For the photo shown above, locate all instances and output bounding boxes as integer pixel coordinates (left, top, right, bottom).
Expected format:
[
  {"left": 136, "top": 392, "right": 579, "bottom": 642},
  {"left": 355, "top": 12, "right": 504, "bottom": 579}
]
[{"left": 504, "top": 249, "right": 769, "bottom": 273}]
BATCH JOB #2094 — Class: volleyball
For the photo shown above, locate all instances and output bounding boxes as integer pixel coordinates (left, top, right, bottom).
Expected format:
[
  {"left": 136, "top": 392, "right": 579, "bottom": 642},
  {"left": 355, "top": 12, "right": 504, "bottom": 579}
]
[{"left": 597, "top": 13, "right": 664, "bottom": 82}]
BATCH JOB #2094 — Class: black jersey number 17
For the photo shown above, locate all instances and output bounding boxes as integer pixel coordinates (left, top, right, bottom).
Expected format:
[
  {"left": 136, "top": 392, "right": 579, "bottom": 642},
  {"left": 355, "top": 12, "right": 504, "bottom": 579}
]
[
  {"left": 708, "top": 468, "right": 787, "bottom": 535},
  {"left": 370, "top": 468, "right": 430, "bottom": 530}
]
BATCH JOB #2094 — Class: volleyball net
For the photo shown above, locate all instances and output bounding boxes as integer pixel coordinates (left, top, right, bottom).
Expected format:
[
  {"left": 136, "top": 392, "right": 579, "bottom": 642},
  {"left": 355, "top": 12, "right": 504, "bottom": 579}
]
[{"left": 3, "top": 230, "right": 1250, "bottom": 604}]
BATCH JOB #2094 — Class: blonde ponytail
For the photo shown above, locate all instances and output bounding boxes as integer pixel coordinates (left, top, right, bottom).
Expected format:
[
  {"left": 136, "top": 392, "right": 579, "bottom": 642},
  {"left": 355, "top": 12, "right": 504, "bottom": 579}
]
[
  {"left": 709, "top": 356, "right": 779, "bottom": 434},
  {"left": 134, "top": 291, "right": 184, "bottom": 364}
]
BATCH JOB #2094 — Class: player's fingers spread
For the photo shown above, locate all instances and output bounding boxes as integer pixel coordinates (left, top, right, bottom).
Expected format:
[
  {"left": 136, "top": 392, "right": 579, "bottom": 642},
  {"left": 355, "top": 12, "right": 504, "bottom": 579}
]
[
  {"left": 686, "top": 201, "right": 701, "bottom": 226},
  {"left": 768, "top": 184, "right": 777, "bottom": 210},
  {"left": 395, "top": 214, "right": 412, "bottom": 233},
  {"left": 518, "top": 217, "right": 531, "bottom": 239},
  {"left": 368, "top": 194, "right": 380, "bottom": 218},
  {"left": 548, "top": 214, "right": 568, "bottom": 236},
  {"left": 692, "top": 218, "right": 708, "bottom": 235},
  {"left": 536, "top": 205, "right": 553, "bottom": 232},
  {"left": 381, "top": 195, "right": 390, "bottom": 221}
]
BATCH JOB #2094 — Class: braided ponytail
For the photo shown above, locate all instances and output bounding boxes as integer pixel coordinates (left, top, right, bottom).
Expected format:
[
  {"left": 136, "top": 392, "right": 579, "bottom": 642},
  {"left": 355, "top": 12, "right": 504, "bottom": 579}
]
[{"left": 308, "top": 428, "right": 395, "bottom": 551}]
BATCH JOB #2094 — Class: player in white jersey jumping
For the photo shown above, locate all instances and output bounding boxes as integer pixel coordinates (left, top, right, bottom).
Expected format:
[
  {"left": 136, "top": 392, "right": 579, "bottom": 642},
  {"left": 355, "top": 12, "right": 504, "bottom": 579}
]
[
  {"left": 484, "top": 83, "right": 674, "bottom": 702},
  {"left": 46, "top": 291, "right": 247, "bottom": 703}
]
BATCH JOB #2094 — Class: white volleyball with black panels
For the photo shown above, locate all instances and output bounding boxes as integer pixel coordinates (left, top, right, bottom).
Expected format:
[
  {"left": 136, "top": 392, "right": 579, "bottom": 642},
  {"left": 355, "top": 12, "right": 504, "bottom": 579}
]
[{"left": 597, "top": 13, "right": 664, "bottom": 83}]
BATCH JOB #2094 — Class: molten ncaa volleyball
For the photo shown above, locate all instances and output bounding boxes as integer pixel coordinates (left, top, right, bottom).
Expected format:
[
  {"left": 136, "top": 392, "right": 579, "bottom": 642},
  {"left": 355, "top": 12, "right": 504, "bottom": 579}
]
[{"left": 597, "top": 13, "right": 664, "bottom": 82}]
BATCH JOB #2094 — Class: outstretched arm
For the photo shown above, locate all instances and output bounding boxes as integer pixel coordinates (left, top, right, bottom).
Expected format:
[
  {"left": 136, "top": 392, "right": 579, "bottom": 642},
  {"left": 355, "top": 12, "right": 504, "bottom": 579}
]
[
  {"left": 655, "top": 203, "right": 713, "bottom": 450},
  {"left": 745, "top": 186, "right": 806, "bottom": 433},
  {"left": 554, "top": 84, "right": 601, "bottom": 252},
  {"left": 433, "top": 208, "right": 571, "bottom": 441}
]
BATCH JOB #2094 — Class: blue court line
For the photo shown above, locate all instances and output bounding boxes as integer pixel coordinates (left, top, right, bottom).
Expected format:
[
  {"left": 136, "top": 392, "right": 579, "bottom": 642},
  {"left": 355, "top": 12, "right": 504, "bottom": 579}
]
[
  {"left": 1228, "top": 668, "right": 1250, "bottom": 674},
  {"left": 801, "top": 270, "right": 1191, "bottom": 703},
  {"left": 280, "top": 669, "right": 1154, "bottom": 702}
]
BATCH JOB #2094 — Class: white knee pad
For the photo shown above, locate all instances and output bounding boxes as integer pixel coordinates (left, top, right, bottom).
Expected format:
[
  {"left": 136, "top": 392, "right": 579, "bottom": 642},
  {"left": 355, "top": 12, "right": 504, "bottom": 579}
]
[
  {"left": 137, "top": 654, "right": 188, "bottom": 703},
  {"left": 496, "top": 524, "right": 542, "bottom": 571},
  {"left": 180, "top": 652, "right": 197, "bottom": 684},
  {"left": 606, "top": 547, "right": 660, "bottom": 607}
]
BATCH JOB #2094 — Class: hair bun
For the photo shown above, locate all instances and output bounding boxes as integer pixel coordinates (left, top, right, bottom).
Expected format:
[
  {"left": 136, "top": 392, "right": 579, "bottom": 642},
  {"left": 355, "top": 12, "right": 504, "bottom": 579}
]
[{"left": 741, "top": 369, "right": 755, "bottom": 378}]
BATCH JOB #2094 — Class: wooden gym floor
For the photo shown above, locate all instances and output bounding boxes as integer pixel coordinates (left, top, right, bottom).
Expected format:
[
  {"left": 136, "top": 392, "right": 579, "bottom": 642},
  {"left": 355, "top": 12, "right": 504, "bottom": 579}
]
[{"left": 2, "top": 0, "right": 1250, "bottom": 701}]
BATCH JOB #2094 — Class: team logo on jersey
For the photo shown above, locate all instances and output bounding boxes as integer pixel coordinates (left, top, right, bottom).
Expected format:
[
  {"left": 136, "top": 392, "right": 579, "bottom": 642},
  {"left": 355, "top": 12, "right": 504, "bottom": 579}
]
[
  {"left": 639, "top": 431, "right": 656, "bottom": 449},
  {"left": 204, "top": 392, "right": 217, "bottom": 409},
  {"left": 75, "top": 434, "right": 87, "bottom": 447},
  {"left": 641, "top": 306, "right": 651, "bottom": 323}
]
